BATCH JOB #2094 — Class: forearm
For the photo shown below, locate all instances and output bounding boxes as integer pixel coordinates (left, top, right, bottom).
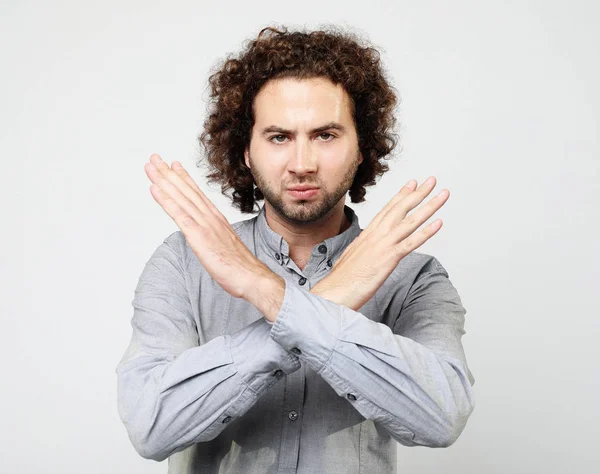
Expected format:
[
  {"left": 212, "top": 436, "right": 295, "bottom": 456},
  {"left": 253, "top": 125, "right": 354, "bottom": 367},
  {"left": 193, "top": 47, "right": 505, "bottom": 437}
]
[
  {"left": 309, "top": 276, "right": 358, "bottom": 309},
  {"left": 268, "top": 280, "right": 475, "bottom": 447},
  {"left": 117, "top": 317, "right": 300, "bottom": 461}
]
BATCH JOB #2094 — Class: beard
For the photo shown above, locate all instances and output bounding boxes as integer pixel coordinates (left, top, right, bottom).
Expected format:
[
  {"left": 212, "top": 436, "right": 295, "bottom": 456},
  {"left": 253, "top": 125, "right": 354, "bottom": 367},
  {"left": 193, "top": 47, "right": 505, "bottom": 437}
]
[{"left": 248, "top": 150, "right": 361, "bottom": 225}]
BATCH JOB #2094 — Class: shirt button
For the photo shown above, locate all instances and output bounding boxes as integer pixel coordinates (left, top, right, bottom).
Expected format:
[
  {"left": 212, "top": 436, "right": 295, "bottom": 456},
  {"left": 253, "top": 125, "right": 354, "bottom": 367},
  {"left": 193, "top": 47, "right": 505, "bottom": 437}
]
[
  {"left": 326, "top": 259, "right": 332, "bottom": 268},
  {"left": 347, "top": 393, "right": 357, "bottom": 401},
  {"left": 222, "top": 416, "right": 232, "bottom": 423},
  {"left": 275, "top": 253, "right": 280, "bottom": 260},
  {"left": 290, "top": 347, "right": 301, "bottom": 355},
  {"left": 298, "top": 277, "right": 307, "bottom": 285},
  {"left": 318, "top": 244, "right": 327, "bottom": 254},
  {"left": 288, "top": 410, "right": 299, "bottom": 421},
  {"left": 273, "top": 369, "right": 283, "bottom": 377}
]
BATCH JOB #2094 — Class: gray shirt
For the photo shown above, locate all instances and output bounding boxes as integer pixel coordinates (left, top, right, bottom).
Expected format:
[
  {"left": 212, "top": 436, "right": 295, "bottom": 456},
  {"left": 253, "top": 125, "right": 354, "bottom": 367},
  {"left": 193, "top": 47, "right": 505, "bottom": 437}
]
[{"left": 116, "top": 204, "right": 476, "bottom": 474}]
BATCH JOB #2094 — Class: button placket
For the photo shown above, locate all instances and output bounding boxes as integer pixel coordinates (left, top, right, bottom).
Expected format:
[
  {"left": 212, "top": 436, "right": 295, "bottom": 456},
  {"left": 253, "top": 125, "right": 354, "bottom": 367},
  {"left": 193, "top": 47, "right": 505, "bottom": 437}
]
[{"left": 278, "top": 355, "right": 305, "bottom": 471}]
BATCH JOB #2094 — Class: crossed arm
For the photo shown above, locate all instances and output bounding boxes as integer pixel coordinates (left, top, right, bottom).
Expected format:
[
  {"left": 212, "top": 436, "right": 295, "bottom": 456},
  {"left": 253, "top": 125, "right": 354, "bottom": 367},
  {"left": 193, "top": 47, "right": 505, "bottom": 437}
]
[
  {"left": 115, "top": 155, "right": 475, "bottom": 461},
  {"left": 116, "top": 234, "right": 475, "bottom": 461}
]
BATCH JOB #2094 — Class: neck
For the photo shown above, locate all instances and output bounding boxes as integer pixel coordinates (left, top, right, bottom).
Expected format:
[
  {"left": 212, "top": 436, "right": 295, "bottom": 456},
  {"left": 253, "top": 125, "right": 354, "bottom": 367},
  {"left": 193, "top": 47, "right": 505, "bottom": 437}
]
[{"left": 264, "top": 200, "right": 350, "bottom": 256}]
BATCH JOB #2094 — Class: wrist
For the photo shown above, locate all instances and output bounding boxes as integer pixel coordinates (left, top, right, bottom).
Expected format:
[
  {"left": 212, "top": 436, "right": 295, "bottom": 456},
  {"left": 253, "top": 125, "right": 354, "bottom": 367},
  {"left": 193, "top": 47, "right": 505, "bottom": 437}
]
[
  {"left": 245, "top": 270, "right": 286, "bottom": 323},
  {"left": 311, "top": 275, "right": 363, "bottom": 311},
  {"left": 310, "top": 277, "right": 345, "bottom": 304}
]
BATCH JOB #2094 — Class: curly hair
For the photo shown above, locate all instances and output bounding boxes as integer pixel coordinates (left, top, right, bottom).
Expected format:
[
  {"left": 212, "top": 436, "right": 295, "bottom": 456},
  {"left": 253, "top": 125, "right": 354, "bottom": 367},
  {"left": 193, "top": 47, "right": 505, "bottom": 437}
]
[{"left": 197, "top": 24, "right": 401, "bottom": 214}]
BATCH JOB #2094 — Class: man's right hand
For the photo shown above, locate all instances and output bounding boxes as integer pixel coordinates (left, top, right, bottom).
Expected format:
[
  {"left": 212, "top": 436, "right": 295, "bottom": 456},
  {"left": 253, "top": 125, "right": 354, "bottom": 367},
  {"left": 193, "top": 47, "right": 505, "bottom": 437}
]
[{"left": 310, "top": 177, "right": 450, "bottom": 311}]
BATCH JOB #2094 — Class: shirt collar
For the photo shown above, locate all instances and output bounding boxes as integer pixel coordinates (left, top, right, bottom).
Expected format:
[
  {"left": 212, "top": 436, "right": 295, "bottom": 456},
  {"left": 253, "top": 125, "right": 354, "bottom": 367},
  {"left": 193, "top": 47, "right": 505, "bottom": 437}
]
[{"left": 254, "top": 204, "right": 362, "bottom": 262}]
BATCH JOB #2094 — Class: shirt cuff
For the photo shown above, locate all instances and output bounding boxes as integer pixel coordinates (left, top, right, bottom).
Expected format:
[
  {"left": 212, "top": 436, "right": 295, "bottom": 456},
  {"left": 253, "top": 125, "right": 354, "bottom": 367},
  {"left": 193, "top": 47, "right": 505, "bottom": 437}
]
[
  {"left": 229, "top": 316, "right": 301, "bottom": 394},
  {"left": 269, "top": 280, "right": 342, "bottom": 372}
]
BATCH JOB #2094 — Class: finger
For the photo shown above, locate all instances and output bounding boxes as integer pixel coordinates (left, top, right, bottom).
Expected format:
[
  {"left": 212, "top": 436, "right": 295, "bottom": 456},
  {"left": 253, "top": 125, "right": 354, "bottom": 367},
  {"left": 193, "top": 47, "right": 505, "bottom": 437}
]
[
  {"left": 366, "top": 179, "right": 417, "bottom": 233},
  {"left": 150, "top": 155, "right": 228, "bottom": 227},
  {"left": 394, "top": 219, "right": 444, "bottom": 258},
  {"left": 171, "top": 161, "right": 230, "bottom": 227},
  {"left": 145, "top": 162, "right": 212, "bottom": 229},
  {"left": 171, "top": 161, "right": 201, "bottom": 193},
  {"left": 369, "top": 176, "right": 436, "bottom": 233},
  {"left": 149, "top": 183, "right": 202, "bottom": 233},
  {"left": 148, "top": 155, "right": 213, "bottom": 219},
  {"left": 397, "top": 176, "right": 439, "bottom": 216},
  {"left": 393, "top": 188, "right": 450, "bottom": 242},
  {"left": 167, "top": 158, "right": 210, "bottom": 205}
]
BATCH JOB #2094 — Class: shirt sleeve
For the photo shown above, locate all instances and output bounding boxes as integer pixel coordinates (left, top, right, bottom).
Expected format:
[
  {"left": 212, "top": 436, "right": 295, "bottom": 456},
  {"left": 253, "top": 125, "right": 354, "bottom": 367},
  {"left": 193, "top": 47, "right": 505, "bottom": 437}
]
[
  {"left": 116, "top": 236, "right": 301, "bottom": 462},
  {"left": 269, "top": 256, "right": 475, "bottom": 448}
]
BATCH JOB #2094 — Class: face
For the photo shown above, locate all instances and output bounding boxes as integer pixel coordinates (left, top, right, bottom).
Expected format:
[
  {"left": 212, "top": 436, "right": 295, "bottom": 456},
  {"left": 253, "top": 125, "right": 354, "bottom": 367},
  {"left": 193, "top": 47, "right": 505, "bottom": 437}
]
[{"left": 244, "top": 76, "right": 363, "bottom": 225}]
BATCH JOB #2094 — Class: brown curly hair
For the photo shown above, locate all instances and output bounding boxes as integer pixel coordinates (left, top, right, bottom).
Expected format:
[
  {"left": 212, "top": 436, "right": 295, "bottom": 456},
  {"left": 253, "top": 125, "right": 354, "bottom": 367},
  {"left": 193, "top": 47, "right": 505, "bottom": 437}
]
[{"left": 197, "top": 24, "right": 401, "bottom": 214}]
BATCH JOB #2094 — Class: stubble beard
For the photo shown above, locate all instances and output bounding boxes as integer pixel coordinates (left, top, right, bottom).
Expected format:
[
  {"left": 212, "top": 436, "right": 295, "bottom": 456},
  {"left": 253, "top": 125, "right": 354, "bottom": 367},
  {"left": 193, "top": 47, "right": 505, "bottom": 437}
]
[{"left": 248, "top": 151, "right": 360, "bottom": 225}]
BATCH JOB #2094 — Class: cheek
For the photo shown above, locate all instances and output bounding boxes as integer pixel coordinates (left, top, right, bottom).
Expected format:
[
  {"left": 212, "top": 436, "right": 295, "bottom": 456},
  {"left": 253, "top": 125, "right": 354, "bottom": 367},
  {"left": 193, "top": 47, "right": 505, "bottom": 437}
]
[
  {"left": 257, "top": 162, "right": 286, "bottom": 189},
  {"left": 321, "top": 146, "right": 354, "bottom": 171},
  {"left": 254, "top": 141, "right": 289, "bottom": 165},
  {"left": 251, "top": 142, "right": 285, "bottom": 173}
]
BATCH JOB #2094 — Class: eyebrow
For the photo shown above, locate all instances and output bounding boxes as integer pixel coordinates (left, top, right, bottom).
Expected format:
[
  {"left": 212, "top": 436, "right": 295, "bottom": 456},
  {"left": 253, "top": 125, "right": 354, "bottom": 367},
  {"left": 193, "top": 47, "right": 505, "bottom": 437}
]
[{"left": 260, "top": 121, "right": 347, "bottom": 137}]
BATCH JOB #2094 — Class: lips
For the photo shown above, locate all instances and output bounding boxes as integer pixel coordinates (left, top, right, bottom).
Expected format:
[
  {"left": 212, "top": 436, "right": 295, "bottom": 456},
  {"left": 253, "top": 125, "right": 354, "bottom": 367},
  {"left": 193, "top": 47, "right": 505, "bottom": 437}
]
[
  {"left": 287, "top": 187, "right": 320, "bottom": 199},
  {"left": 287, "top": 186, "right": 319, "bottom": 191}
]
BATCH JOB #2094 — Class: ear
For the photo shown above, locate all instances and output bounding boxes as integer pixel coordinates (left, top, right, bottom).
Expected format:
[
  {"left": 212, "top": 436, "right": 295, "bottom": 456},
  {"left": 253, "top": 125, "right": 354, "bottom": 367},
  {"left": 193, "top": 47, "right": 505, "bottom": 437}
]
[
  {"left": 244, "top": 146, "right": 250, "bottom": 169},
  {"left": 358, "top": 151, "right": 363, "bottom": 165}
]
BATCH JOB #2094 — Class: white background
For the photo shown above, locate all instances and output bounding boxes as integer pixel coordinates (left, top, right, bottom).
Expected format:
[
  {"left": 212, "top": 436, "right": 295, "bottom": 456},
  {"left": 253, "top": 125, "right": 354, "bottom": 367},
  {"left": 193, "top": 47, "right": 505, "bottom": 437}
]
[{"left": 2, "top": 0, "right": 599, "bottom": 473}]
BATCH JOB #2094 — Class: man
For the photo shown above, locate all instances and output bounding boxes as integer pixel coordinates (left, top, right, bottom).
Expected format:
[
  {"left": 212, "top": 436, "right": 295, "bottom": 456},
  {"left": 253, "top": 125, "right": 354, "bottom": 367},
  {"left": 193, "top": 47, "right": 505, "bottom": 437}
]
[{"left": 116, "top": 25, "right": 475, "bottom": 473}]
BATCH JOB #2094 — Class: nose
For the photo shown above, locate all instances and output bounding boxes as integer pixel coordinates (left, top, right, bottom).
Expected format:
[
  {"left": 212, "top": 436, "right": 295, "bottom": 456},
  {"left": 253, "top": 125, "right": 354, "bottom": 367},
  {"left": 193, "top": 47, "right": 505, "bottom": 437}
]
[{"left": 287, "top": 139, "right": 317, "bottom": 176}]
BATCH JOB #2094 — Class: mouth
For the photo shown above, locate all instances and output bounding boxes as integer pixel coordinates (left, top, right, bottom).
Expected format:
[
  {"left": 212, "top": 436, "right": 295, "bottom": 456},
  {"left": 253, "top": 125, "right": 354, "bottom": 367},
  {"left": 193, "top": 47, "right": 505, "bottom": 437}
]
[{"left": 287, "top": 187, "right": 320, "bottom": 199}]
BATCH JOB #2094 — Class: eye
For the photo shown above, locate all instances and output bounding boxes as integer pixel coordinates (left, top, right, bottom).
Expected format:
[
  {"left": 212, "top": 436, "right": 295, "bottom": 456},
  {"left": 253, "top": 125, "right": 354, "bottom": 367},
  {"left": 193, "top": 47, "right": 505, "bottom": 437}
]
[
  {"left": 269, "top": 133, "right": 335, "bottom": 144},
  {"left": 269, "top": 135, "right": 288, "bottom": 144},
  {"left": 318, "top": 133, "right": 335, "bottom": 142}
]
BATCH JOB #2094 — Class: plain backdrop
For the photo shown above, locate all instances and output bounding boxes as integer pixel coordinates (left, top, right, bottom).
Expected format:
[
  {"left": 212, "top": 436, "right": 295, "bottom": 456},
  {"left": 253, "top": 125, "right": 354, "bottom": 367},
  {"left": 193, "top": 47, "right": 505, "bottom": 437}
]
[{"left": 2, "top": 1, "right": 599, "bottom": 473}]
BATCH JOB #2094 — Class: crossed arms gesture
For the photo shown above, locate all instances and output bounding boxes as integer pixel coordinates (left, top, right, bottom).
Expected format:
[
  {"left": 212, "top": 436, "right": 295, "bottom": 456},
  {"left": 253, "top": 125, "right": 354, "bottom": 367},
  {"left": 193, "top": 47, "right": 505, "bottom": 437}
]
[
  {"left": 144, "top": 153, "right": 450, "bottom": 319},
  {"left": 119, "top": 153, "right": 471, "bottom": 460}
]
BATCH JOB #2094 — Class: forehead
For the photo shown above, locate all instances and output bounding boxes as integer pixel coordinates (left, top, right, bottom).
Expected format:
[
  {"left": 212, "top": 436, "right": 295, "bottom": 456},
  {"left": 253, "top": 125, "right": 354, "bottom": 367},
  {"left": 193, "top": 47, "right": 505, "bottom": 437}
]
[{"left": 252, "top": 77, "right": 353, "bottom": 125}]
